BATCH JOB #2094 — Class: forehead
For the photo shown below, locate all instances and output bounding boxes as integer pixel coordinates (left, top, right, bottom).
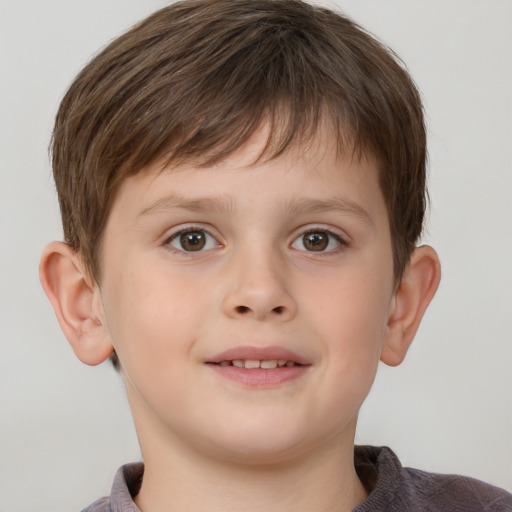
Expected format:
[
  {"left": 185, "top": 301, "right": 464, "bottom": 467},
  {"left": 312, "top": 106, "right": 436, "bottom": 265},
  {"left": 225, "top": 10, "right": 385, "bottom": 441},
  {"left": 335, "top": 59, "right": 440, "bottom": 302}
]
[{"left": 110, "top": 125, "right": 386, "bottom": 228}]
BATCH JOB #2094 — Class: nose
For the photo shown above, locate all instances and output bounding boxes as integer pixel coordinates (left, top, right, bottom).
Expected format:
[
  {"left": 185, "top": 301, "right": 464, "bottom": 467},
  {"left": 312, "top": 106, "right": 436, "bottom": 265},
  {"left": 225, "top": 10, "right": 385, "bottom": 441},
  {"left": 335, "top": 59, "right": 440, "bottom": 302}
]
[{"left": 221, "top": 249, "right": 297, "bottom": 322}]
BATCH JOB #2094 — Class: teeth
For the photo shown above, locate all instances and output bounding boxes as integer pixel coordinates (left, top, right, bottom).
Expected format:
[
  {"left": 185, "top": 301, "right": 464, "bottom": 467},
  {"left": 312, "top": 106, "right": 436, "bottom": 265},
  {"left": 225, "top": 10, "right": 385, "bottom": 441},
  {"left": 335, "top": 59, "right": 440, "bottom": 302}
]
[{"left": 221, "top": 359, "right": 296, "bottom": 369}]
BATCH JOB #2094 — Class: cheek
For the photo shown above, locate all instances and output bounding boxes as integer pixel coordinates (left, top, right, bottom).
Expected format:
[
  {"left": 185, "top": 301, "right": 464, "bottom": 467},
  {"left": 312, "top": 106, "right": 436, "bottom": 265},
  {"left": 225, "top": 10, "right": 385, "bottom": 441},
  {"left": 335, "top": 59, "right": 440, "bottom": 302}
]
[
  {"left": 309, "top": 268, "right": 391, "bottom": 341},
  {"left": 302, "top": 260, "right": 393, "bottom": 393},
  {"left": 311, "top": 284, "right": 388, "bottom": 420},
  {"left": 101, "top": 260, "right": 208, "bottom": 371}
]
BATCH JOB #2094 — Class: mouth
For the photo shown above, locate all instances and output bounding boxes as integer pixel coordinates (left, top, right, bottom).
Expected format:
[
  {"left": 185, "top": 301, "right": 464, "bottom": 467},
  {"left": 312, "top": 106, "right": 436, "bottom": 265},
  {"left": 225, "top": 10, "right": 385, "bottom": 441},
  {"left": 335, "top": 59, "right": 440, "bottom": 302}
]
[
  {"left": 207, "top": 345, "right": 309, "bottom": 365},
  {"left": 206, "top": 346, "right": 311, "bottom": 387},
  {"left": 209, "top": 359, "right": 303, "bottom": 369}
]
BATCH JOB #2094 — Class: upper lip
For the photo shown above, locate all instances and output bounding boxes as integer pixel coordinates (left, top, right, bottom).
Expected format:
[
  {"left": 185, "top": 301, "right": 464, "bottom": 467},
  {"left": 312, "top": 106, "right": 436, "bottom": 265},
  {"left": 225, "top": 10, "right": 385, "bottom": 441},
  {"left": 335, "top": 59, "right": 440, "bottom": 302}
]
[{"left": 206, "top": 345, "right": 310, "bottom": 365}]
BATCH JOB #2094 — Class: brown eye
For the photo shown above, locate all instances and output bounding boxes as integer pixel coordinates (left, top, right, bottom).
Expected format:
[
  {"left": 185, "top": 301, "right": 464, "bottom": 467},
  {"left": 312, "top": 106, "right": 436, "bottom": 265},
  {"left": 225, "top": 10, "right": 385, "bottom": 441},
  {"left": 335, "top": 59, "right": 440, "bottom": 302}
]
[
  {"left": 168, "top": 229, "right": 218, "bottom": 252},
  {"left": 291, "top": 229, "right": 343, "bottom": 253},
  {"left": 302, "top": 231, "right": 329, "bottom": 251},
  {"left": 180, "top": 231, "right": 206, "bottom": 251}
]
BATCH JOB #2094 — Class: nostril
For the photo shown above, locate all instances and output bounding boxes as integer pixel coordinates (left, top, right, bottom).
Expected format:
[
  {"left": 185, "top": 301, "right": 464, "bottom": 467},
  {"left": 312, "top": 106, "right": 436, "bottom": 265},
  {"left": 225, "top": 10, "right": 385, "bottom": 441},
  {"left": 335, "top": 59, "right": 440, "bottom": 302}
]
[{"left": 232, "top": 305, "right": 287, "bottom": 316}]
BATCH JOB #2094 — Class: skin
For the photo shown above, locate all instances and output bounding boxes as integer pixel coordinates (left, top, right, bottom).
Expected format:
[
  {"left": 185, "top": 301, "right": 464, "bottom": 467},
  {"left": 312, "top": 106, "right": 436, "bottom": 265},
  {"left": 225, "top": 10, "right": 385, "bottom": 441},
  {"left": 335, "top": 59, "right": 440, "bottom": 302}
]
[{"left": 40, "top": 128, "right": 441, "bottom": 512}]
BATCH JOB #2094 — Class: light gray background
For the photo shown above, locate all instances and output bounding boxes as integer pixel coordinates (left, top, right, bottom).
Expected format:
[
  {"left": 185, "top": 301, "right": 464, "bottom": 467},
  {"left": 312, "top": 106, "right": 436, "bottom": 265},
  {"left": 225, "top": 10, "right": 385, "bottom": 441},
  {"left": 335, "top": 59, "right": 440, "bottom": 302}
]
[{"left": 1, "top": 1, "right": 511, "bottom": 511}]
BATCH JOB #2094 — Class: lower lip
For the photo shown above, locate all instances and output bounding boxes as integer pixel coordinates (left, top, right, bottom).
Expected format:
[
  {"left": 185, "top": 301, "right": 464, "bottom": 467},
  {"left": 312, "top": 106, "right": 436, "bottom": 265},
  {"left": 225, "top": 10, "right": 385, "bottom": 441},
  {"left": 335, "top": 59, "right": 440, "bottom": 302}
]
[{"left": 207, "top": 364, "right": 309, "bottom": 387}]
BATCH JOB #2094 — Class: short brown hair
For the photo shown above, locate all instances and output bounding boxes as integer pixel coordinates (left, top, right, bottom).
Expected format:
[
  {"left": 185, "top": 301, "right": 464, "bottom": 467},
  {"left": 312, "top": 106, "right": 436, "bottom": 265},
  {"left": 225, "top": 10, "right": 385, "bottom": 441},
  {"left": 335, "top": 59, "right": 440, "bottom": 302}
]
[{"left": 51, "top": 0, "right": 426, "bottom": 284}]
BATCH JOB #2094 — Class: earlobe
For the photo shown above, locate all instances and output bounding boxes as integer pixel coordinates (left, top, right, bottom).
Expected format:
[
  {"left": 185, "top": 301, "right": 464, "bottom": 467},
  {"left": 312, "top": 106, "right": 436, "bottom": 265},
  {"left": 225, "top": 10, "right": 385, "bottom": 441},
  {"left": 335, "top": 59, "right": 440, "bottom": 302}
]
[
  {"left": 39, "top": 242, "right": 114, "bottom": 366},
  {"left": 381, "top": 245, "right": 441, "bottom": 367}
]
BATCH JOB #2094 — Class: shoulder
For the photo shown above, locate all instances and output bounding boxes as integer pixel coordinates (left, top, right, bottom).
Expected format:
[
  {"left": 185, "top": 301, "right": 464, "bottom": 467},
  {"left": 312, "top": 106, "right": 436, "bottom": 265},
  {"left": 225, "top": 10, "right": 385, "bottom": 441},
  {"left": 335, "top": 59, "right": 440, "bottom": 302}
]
[
  {"left": 354, "top": 446, "right": 512, "bottom": 512},
  {"left": 400, "top": 466, "right": 512, "bottom": 511}
]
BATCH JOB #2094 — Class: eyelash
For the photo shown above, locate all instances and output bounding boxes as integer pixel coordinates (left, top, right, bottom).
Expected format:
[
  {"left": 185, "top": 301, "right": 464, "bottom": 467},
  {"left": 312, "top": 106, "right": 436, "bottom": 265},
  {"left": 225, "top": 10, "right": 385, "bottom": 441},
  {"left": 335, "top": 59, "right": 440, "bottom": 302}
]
[
  {"left": 164, "top": 225, "right": 220, "bottom": 255},
  {"left": 163, "top": 225, "right": 348, "bottom": 255},
  {"left": 291, "top": 228, "right": 347, "bottom": 254}
]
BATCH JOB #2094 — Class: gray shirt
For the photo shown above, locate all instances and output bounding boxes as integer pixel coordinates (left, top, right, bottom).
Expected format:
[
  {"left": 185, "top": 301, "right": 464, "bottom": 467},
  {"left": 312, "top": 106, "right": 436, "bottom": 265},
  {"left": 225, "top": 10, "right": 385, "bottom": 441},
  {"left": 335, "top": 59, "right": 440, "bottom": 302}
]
[{"left": 82, "top": 446, "right": 512, "bottom": 511}]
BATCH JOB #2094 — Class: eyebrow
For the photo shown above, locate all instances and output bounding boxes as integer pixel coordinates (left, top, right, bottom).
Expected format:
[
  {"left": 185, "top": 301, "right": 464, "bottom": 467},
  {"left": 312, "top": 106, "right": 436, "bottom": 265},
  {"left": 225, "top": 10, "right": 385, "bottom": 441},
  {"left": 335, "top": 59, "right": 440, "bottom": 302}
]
[
  {"left": 279, "top": 197, "right": 374, "bottom": 226},
  {"left": 138, "top": 194, "right": 373, "bottom": 226},
  {"left": 138, "top": 194, "right": 236, "bottom": 217}
]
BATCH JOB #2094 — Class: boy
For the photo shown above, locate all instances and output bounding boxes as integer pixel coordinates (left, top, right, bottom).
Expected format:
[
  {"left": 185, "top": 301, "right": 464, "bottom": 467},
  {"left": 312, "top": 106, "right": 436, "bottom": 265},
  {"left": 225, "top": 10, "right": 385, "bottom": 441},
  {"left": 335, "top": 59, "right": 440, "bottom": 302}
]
[{"left": 39, "top": 0, "right": 512, "bottom": 510}]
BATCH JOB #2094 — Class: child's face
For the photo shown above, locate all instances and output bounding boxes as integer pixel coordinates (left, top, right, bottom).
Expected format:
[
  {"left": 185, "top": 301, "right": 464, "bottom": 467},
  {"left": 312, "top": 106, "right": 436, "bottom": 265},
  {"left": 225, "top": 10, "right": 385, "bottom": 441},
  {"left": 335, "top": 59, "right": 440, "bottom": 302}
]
[{"left": 94, "top": 128, "right": 397, "bottom": 462}]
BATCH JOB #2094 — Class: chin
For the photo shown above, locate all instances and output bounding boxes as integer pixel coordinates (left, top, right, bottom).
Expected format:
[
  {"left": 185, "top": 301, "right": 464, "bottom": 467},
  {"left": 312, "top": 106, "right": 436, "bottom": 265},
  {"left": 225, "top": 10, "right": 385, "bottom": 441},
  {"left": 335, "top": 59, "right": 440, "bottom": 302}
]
[{"left": 199, "top": 421, "right": 317, "bottom": 465}]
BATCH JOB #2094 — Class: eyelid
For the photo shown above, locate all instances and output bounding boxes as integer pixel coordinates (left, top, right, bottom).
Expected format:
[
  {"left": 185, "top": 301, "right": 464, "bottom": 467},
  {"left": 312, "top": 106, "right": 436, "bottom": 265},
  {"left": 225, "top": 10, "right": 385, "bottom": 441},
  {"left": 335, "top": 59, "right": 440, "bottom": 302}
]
[
  {"left": 291, "top": 223, "right": 349, "bottom": 241},
  {"left": 290, "top": 225, "right": 349, "bottom": 253},
  {"left": 163, "top": 224, "right": 222, "bottom": 253}
]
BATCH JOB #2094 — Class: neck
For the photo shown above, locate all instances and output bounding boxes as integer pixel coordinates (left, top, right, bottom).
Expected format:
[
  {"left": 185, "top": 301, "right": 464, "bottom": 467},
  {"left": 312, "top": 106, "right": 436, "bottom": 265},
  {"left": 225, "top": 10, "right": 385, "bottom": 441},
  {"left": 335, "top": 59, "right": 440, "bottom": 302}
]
[{"left": 134, "top": 428, "right": 367, "bottom": 512}]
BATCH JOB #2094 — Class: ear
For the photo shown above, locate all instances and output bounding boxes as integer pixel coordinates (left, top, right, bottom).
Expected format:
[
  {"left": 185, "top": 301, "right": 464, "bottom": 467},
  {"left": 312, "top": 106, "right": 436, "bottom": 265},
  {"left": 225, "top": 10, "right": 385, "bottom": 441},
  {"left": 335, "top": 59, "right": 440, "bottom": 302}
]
[
  {"left": 39, "top": 241, "right": 114, "bottom": 366},
  {"left": 381, "top": 245, "right": 441, "bottom": 367}
]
